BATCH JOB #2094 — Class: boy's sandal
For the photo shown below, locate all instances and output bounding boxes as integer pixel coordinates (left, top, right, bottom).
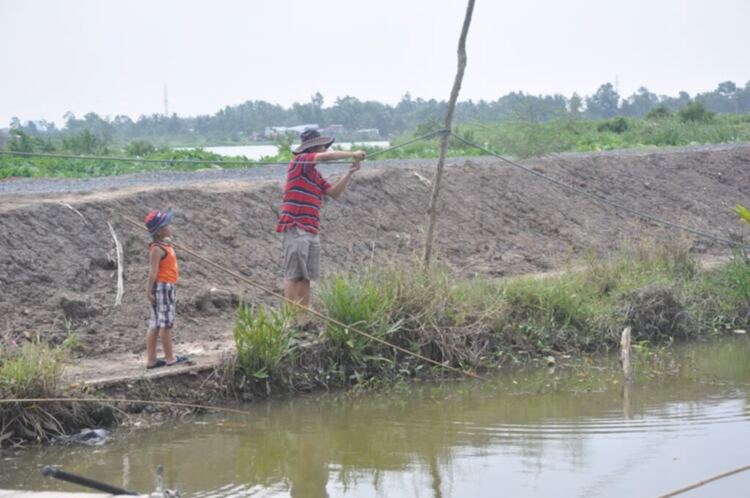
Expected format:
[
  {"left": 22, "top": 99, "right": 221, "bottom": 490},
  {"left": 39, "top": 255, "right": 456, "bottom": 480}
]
[
  {"left": 146, "top": 359, "right": 167, "bottom": 369},
  {"left": 167, "top": 355, "right": 190, "bottom": 366}
]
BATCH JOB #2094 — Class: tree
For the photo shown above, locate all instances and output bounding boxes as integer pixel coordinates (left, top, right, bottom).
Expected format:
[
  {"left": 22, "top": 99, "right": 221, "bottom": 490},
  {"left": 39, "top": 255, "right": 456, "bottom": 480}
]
[
  {"left": 737, "top": 80, "right": 750, "bottom": 113},
  {"left": 678, "top": 101, "right": 714, "bottom": 122},
  {"left": 62, "top": 129, "right": 108, "bottom": 154},
  {"left": 586, "top": 83, "right": 620, "bottom": 119},
  {"left": 717, "top": 81, "right": 737, "bottom": 97},
  {"left": 568, "top": 93, "right": 583, "bottom": 116},
  {"left": 645, "top": 105, "right": 671, "bottom": 120},
  {"left": 621, "top": 87, "right": 659, "bottom": 117},
  {"left": 8, "top": 129, "right": 34, "bottom": 152}
]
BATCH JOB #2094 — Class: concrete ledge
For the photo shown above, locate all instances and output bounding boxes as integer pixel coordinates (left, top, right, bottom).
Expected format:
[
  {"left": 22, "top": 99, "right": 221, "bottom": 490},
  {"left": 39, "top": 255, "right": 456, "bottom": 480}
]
[{"left": 0, "top": 492, "right": 146, "bottom": 497}]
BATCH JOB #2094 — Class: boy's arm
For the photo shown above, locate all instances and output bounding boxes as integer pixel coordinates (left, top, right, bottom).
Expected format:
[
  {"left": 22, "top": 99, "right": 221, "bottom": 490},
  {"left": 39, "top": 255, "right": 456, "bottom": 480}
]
[
  {"left": 146, "top": 246, "right": 162, "bottom": 304},
  {"left": 324, "top": 161, "right": 361, "bottom": 200},
  {"left": 314, "top": 150, "right": 366, "bottom": 162}
]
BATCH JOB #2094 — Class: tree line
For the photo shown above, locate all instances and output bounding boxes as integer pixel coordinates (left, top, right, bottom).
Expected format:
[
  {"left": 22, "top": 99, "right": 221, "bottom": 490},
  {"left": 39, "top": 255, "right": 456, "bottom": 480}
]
[{"left": 5, "top": 80, "right": 750, "bottom": 146}]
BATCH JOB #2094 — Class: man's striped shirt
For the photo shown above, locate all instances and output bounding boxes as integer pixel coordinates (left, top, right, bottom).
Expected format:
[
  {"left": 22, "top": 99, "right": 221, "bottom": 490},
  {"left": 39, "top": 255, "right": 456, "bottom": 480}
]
[{"left": 276, "top": 152, "right": 332, "bottom": 234}]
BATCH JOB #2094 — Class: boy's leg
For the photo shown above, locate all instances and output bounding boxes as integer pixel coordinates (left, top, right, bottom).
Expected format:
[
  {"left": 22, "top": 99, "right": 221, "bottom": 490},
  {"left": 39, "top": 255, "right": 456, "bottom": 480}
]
[
  {"left": 159, "top": 327, "right": 175, "bottom": 363},
  {"left": 146, "top": 327, "right": 159, "bottom": 366}
]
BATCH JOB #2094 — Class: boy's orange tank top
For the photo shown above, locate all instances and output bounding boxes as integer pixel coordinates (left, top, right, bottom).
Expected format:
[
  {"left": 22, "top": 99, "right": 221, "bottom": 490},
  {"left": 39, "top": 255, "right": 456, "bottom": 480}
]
[{"left": 150, "top": 241, "right": 179, "bottom": 283}]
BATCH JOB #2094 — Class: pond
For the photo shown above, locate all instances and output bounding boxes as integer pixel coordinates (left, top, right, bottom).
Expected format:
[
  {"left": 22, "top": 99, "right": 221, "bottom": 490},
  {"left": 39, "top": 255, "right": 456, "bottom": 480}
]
[
  {"left": 183, "top": 141, "right": 391, "bottom": 160},
  {"left": 2, "top": 338, "right": 749, "bottom": 497}
]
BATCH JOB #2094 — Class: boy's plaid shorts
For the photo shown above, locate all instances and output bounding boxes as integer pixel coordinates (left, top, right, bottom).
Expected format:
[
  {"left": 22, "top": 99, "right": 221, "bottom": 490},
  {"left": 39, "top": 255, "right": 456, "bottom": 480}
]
[{"left": 149, "top": 283, "right": 176, "bottom": 329}]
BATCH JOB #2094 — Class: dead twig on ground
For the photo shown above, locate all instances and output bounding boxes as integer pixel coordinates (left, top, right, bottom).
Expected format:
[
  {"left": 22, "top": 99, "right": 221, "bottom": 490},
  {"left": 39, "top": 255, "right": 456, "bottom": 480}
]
[{"left": 107, "top": 221, "right": 124, "bottom": 306}]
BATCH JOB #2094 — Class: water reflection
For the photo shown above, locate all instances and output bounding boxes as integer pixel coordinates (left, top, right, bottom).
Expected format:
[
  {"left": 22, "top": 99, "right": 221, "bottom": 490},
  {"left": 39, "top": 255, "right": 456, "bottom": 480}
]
[{"left": 1, "top": 338, "right": 749, "bottom": 497}]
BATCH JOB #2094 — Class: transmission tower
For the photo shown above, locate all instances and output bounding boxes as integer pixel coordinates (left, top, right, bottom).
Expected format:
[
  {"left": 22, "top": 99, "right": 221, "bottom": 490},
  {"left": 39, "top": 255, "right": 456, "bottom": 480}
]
[{"left": 163, "top": 85, "right": 169, "bottom": 117}]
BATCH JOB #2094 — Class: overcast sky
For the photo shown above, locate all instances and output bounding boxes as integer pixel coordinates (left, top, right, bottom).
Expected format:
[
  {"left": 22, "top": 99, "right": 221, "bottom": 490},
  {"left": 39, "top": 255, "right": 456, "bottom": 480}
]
[{"left": 1, "top": 0, "right": 748, "bottom": 126}]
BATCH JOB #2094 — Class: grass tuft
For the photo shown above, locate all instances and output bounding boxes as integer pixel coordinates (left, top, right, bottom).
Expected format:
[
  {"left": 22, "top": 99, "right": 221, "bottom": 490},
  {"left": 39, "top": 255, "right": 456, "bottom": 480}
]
[{"left": 234, "top": 303, "right": 295, "bottom": 379}]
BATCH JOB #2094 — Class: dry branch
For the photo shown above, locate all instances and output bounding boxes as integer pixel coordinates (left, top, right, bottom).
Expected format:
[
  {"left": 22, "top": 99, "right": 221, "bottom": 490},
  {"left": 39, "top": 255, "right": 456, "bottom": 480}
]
[
  {"left": 107, "top": 221, "right": 124, "bottom": 306},
  {"left": 423, "top": 0, "right": 476, "bottom": 266}
]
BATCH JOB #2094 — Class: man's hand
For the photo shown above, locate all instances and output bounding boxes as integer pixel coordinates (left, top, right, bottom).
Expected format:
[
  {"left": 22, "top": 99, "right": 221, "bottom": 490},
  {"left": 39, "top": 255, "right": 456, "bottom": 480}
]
[
  {"left": 349, "top": 160, "right": 361, "bottom": 174},
  {"left": 147, "top": 289, "right": 156, "bottom": 305},
  {"left": 351, "top": 150, "right": 366, "bottom": 161}
]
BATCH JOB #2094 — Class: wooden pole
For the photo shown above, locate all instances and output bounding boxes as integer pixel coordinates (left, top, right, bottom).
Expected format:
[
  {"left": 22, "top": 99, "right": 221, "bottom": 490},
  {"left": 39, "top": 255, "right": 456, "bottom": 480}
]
[
  {"left": 620, "top": 326, "right": 634, "bottom": 383},
  {"left": 423, "top": 0, "right": 476, "bottom": 267},
  {"left": 620, "top": 326, "right": 634, "bottom": 418}
]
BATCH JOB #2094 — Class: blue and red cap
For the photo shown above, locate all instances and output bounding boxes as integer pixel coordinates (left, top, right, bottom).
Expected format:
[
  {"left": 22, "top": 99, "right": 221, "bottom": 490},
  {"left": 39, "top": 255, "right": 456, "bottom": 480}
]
[{"left": 144, "top": 209, "right": 173, "bottom": 234}]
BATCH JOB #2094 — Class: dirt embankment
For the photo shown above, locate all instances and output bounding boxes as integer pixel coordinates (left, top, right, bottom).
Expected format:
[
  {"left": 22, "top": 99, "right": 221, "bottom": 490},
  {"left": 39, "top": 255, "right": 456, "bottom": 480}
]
[{"left": 1, "top": 146, "right": 749, "bottom": 359}]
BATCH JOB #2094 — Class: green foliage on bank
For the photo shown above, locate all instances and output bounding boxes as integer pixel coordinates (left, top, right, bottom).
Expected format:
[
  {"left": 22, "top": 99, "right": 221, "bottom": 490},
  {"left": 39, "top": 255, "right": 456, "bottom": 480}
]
[
  {"left": 0, "top": 334, "right": 104, "bottom": 447},
  {"left": 0, "top": 338, "right": 67, "bottom": 399},
  {"left": 337, "top": 111, "right": 750, "bottom": 161},
  {"left": 454, "top": 112, "right": 750, "bottom": 159},
  {"left": 234, "top": 304, "right": 294, "bottom": 380},
  {"left": 2, "top": 111, "right": 750, "bottom": 179},
  {"left": 231, "top": 238, "right": 750, "bottom": 392}
]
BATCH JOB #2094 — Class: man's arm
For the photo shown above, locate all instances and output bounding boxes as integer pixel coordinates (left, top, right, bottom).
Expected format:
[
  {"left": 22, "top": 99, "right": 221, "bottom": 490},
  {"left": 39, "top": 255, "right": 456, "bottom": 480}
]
[
  {"left": 146, "top": 246, "right": 162, "bottom": 304},
  {"left": 315, "top": 150, "right": 366, "bottom": 162},
  {"left": 324, "top": 161, "right": 361, "bottom": 199}
]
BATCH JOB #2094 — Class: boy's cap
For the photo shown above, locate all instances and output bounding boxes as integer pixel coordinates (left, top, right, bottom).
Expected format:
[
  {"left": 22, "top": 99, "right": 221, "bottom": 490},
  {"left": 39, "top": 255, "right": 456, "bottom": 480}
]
[
  {"left": 145, "top": 209, "right": 173, "bottom": 234},
  {"left": 293, "top": 129, "right": 335, "bottom": 155}
]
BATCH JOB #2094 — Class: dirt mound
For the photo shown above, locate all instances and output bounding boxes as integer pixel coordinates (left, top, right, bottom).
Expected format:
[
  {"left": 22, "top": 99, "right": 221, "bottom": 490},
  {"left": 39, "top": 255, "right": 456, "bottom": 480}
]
[{"left": 1, "top": 146, "right": 749, "bottom": 357}]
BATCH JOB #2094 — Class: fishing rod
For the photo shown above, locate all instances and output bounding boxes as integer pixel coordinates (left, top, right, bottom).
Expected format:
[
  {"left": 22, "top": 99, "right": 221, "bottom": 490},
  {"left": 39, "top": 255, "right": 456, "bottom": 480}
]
[
  {"left": 42, "top": 466, "right": 139, "bottom": 495},
  {"left": 121, "top": 214, "right": 485, "bottom": 381}
]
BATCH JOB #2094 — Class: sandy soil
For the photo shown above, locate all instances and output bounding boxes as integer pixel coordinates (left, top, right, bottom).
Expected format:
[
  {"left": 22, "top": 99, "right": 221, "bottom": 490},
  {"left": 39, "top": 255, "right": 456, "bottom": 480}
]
[{"left": 1, "top": 146, "right": 749, "bottom": 372}]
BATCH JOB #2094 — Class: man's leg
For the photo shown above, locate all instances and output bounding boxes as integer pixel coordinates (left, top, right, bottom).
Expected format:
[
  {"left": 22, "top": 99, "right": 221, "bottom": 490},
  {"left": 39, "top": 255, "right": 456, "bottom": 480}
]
[
  {"left": 298, "top": 279, "right": 311, "bottom": 308},
  {"left": 284, "top": 278, "right": 299, "bottom": 304},
  {"left": 284, "top": 278, "right": 311, "bottom": 323}
]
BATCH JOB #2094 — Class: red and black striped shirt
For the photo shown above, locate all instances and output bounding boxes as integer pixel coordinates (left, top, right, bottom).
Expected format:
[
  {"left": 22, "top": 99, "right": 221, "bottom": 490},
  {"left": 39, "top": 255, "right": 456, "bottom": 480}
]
[{"left": 276, "top": 152, "right": 332, "bottom": 234}]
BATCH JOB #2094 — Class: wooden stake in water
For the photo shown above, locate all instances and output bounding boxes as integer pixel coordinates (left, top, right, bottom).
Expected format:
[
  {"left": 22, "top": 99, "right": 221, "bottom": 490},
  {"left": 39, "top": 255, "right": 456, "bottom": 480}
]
[{"left": 620, "top": 326, "right": 634, "bottom": 383}]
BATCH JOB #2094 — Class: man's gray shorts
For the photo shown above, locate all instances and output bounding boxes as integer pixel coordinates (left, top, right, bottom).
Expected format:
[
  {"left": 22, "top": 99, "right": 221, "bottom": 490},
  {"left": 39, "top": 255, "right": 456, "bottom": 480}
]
[{"left": 282, "top": 227, "right": 321, "bottom": 281}]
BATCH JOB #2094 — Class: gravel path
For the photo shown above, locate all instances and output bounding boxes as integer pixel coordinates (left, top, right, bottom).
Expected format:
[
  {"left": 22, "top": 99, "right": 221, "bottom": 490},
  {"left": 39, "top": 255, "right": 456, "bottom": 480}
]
[
  {"left": 1, "top": 142, "right": 748, "bottom": 196},
  {"left": 0, "top": 158, "right": 437, "bottom": 196}
]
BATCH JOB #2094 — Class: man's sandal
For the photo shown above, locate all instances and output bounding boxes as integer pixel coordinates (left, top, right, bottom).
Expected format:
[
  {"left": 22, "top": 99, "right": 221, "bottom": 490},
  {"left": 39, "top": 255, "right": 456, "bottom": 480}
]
[{"left": 146, "top": 359, "right": 167, "bottom": 369}]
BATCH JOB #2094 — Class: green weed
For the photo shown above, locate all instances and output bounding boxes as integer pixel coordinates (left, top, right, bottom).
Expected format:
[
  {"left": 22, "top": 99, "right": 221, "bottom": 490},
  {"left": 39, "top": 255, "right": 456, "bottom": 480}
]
[
  {"left": 234, "top": 304, "right": 294, "bottom": 379},
  {"left": 319, "top": 273, "right": 397, "bottom": 365},
  {"left": 0, "top": 338, "right": 66, "bottom": 399}
]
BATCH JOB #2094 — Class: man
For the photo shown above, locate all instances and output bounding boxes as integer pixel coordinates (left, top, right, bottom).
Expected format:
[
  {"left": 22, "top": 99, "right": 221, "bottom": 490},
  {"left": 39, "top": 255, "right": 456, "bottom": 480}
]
[{"left": 277, "top": 129, "right": 366, "bottom": 325}]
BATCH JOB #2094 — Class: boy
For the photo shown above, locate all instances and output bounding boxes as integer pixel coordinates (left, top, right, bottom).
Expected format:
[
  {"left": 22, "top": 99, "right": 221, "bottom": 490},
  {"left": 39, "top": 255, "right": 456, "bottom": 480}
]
[
  {"left": 144, "top": 209, "right": 189, "bottom": 369},
  {"left": 276, "top": 129, "right": 366, "bottom": 326}
]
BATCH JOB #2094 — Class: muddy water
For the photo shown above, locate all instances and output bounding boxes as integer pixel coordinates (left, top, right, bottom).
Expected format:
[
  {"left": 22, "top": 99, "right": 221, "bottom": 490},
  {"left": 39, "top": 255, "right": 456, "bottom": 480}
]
[{"left": 2, "top": 339, "right": 749, "bottom": 497}]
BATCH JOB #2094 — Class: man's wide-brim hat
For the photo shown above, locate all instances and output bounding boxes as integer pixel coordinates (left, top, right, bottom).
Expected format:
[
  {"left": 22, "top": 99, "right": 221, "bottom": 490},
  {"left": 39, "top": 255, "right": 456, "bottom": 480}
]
[
  {"left": 145, "top": 209, "right": 173, "bottom": 234},
  {"left": 293, "top": 129, "right": 335, "bottom": 154}
]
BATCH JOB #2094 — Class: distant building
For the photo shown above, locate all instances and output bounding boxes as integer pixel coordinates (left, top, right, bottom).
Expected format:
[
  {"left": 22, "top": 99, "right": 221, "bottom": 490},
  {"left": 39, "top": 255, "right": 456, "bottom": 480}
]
[
  {"left": 322, "top": 124, "right": 346, "bottom": 136},
  {"left": 264, "top": 124, "right": 319, "bottom": 138},
  {"left": 352, "top": 128, "right": 380, "bottom": 140}
]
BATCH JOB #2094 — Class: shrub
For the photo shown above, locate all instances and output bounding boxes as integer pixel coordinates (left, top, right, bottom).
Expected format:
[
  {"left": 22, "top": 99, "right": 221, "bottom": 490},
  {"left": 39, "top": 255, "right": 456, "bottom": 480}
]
[
  {"left": 125, "top": 140, "right": 156, "bottom": 157},
  {"left": 645, "top": 106, "right": 671, "bottom": 120},
  {"left": 597, "top": 117, "right": 629, "bottom": 133},
  {"left": 678, "top": 101, "right": 715, "bottom": 123}
]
